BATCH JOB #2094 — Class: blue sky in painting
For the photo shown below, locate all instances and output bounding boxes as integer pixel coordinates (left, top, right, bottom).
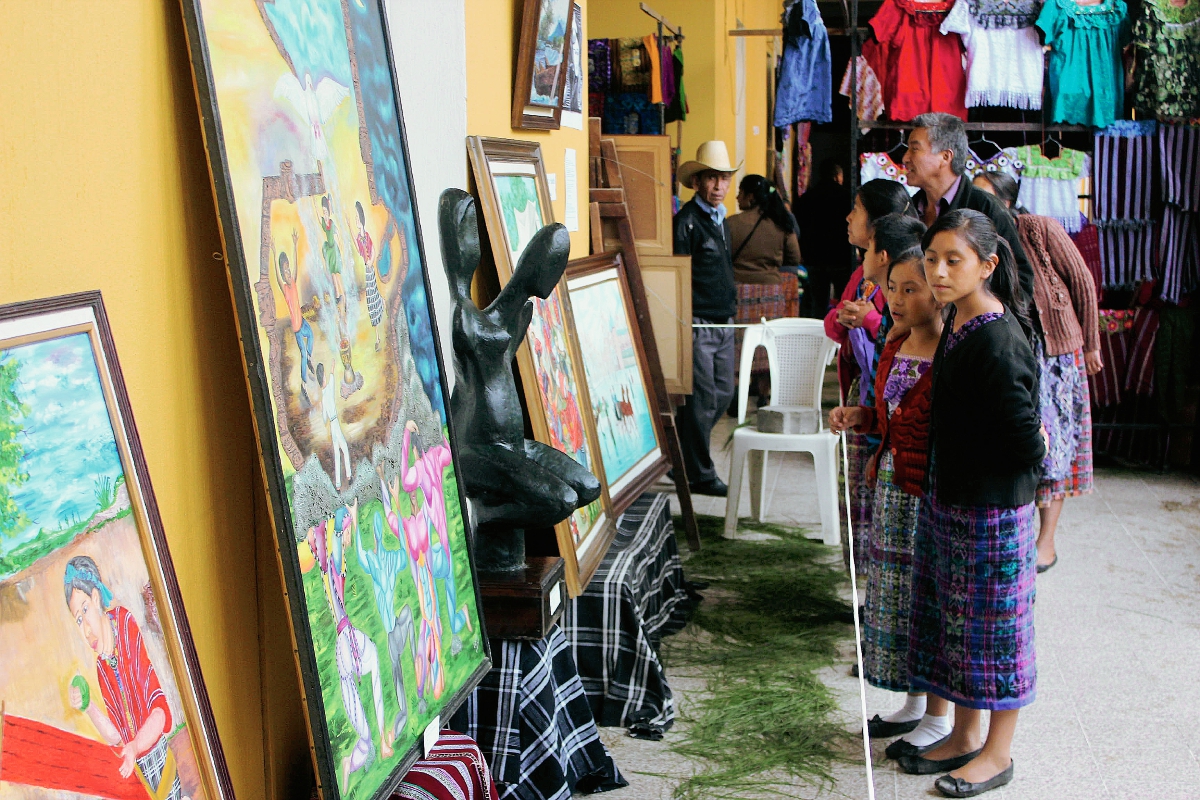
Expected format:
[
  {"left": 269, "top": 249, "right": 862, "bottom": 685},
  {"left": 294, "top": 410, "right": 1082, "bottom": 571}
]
[
  {"left": 263, "top": 0, "right": 353, "bottom": 87},
  {"left": 3, "top": 334, "right": 122, "bottom": 554}
]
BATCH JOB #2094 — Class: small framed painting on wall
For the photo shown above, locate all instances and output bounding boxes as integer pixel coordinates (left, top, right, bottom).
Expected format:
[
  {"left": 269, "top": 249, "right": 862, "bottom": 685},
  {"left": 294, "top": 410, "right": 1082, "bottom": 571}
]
[{"left": 512, "top": 0, "right": 574, "bottom": 130}]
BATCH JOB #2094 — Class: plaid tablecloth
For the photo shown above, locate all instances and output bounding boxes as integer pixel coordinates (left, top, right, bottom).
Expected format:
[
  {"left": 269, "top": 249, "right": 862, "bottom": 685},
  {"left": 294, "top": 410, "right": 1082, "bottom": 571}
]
[
  {"left": 560, "top": 492, "right": 693, "bottom": 736},
  {"left": 394, "top": 731, "right": 499, "bottom": 800},
  {"left": 449, "top": 627, "right": 626, "bottom": 800}
]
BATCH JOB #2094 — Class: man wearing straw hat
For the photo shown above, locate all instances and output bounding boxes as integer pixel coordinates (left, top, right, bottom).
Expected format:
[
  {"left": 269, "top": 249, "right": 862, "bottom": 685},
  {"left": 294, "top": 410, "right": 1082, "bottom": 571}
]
[{"left": 673, "top": 140, "right": 742, "bottom": 497}]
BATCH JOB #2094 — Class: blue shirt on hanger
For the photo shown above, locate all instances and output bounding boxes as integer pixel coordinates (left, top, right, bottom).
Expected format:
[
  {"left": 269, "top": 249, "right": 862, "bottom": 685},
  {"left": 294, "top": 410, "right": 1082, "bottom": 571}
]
[{"left": 773, "top": 0, "right": 833, "bottom": 126}]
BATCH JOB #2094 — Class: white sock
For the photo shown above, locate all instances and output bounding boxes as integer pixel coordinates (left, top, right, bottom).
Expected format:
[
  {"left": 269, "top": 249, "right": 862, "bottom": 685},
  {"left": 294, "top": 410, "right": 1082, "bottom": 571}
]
[
  {"left": 902, "top": 713, "right": 952, "bottom": 747},
  {"left": 882, "top": 693, "right": 926, "bottom": 724}
]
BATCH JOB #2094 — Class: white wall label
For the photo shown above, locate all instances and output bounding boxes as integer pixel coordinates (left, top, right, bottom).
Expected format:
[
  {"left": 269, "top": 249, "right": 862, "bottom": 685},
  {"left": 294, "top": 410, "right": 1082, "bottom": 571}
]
[{"left": 549, "top": 581, "right": 563, "bottom": 614}]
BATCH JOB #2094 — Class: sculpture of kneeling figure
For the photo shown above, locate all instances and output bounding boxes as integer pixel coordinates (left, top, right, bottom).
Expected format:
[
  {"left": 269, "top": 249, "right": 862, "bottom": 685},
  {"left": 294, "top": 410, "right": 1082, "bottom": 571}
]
[{"left": 438, "top": 188, "right": 601, "bottom": 572}]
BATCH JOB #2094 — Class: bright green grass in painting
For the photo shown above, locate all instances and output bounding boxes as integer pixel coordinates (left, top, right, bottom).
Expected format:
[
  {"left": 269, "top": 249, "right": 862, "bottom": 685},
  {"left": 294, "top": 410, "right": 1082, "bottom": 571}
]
[
  {"left": 662, "top": 515, "right": 857, "bottom": 800},
  {"left": 300, "top": 464, "right": 483, "bottom": 800}
]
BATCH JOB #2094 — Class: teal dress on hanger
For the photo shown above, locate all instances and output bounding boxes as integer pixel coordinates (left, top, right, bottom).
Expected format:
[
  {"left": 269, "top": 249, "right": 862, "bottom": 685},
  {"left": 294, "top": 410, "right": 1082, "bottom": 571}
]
[{"left": 1036, "top": 0, "right": 1131, "bottom": 128}]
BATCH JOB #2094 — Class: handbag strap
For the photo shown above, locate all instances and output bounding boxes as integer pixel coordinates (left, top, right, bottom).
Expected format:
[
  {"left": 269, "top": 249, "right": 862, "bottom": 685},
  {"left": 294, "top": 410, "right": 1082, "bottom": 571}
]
[{"left": 732, "top": 211, "right": 768, "bottom": 263}]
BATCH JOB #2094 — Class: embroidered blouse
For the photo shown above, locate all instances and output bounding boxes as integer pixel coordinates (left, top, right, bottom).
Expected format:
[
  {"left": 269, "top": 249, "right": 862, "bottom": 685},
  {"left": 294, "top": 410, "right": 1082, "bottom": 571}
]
[
  {"left": 839, "top": 54, "right": 885, "bottom": 124},
  {"left": 868, "top": 0, "right": 968, "bottom": 121},
  {"left": 941, "top": 0, "right": 1045, "bottom": 109},
  {"left": 1037, "top": 0, "right": 1131, "bottom": 128},
  {"left": 964, "top": 146, "right": 1024, "bottom": 179},
  {"left": 860, "top": 152, "right": 920, "bottom": 195},
  {"left": 1014, "top": 146, "right": 1090, "bottom": 233},
  {"left": 884, "top": 354, "right": 933, "bottom": 413},
  {"left": 946, "top": 310, "right": 1005, "bottom": 352},
  {"left": 1132, "top": 0, "right": 1200, "bottom": 120}
]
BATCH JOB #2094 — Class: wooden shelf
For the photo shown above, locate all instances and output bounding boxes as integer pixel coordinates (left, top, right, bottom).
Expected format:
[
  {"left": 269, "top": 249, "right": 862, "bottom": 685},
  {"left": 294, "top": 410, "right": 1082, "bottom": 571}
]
[{"left": 857, "top": 121, "right": 1094, "bottom": 133}]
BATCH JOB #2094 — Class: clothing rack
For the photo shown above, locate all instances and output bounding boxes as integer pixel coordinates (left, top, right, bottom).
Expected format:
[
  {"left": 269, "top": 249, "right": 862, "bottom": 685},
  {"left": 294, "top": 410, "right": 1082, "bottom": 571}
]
[{"left": 639, "top": 2, "right": 683, "bottom": 163}]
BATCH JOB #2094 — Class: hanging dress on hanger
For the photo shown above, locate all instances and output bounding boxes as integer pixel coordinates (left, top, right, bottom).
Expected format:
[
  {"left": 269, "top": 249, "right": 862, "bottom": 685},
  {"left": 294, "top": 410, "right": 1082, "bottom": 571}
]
[
  {"left": 1013, "top": 145, "right": 1090, "bottom": 233},
  {"left": 940, "top": 0, "right": 1045, "bottom": 109},
  {"left": 1132, "top": 0, "right": 1200, "bottom": 121},
  {"left": 868, "top": 0, "right": 968, "bottom": 121},
  {"left": 1036, "top": 0, "right": 1130, "bottom": 128},
  {"left": 775, "top": 0, "right": 834, "bottom": 125},
  {"left": 1092, "top": 120, "right": 1156, "bottom": 289}
]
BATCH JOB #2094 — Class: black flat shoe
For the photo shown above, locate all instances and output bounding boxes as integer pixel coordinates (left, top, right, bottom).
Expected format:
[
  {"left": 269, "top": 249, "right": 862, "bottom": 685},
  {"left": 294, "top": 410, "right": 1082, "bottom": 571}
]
[
  {"left": 866, "top": 714, "right": 920, "bottom": 738},
  {"left": 689, "top": 477, "right": 728, "bottom": 497},
  {"left": 898, "top": 748, "right": 982, "bottom": 775},
  {"left": 935, "top": 760, "right": 1014, "bottom": 797},
  {"left": 885, "top": 732, "right": 950, "bottom": 760},
  {"left": 850, "top": 662, "right": 859, "bottom": 677},
  {"left": 1036, "top": 555, "right": 1058, "bottom": 574}
]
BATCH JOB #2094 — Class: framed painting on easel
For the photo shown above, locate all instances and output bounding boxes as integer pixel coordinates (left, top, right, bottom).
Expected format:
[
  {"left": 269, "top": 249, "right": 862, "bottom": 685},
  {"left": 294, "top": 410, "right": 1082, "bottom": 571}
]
[
  {"left": 179, "top": 1, "right": 491, "bottom": 798},
  {"left": 466, "top": 135, "right": 616, "bottom": 597},
  {"left": 0, "top": 292, "right": 234, "bottom": 800},
  {"left": 565, "top": 253, "right": 672, "bottom": 514}
]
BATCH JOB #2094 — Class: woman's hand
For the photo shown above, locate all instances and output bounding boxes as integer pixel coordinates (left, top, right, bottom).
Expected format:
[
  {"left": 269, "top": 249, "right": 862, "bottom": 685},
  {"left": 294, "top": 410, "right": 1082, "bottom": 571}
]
[
  {"left": 1084, "top": 350, "right": 1103, "bottom": 376},
  {"left": 838, "top": 300, "right": 867, "bottom": 330},
  {"left": 119, "top": 743, "right": 137, "bottom": 779},
  {"left": 68, "top": 681, "right": 84, "bottom": 711},
  {"left": 828, "top": 406, "right": 865, "bottom": 434}
]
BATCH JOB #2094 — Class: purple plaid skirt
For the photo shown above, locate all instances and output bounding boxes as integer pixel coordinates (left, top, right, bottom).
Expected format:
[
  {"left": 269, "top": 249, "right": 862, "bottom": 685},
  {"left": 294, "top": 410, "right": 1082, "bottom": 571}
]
[{"left": 908, "top": 494, "right": 1038, "bottom": 711}]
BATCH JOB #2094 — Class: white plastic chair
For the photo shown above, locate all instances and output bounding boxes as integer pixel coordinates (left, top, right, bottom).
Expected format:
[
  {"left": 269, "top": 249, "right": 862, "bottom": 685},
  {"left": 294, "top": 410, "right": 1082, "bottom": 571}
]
[{"left": 724, "top": 318, "right": 841, "bottom": 546}]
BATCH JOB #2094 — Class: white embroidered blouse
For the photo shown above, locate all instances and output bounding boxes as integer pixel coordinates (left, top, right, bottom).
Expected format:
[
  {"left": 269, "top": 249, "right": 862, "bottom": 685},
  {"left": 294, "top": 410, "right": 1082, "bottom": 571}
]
[{"left": 941, "top": 0, "right": 1046, "bottom": 109}]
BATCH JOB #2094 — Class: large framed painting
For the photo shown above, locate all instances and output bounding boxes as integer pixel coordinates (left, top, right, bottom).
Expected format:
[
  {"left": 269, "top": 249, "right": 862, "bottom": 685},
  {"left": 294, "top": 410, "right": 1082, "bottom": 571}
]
[
  {"left": 466, "top": 136, "right": 616, "bottom": 597},
  {"left": 0, "top": 292, "right": 234, "bottom": 800},
  {"left": 565, "top": 253, "right": 672, "bottom": 513},
  {"left": 179, "top": 2, "right": 490, "bottom": 798},
  {"left": 512, "top": 0, "right": 573, "bottom": 130}
]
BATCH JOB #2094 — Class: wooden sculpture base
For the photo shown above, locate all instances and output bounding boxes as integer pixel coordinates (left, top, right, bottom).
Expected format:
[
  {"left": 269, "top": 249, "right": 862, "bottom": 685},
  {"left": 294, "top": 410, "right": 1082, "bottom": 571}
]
[{"left": 478, "top": 556, "right": 566, "bottom": 641}]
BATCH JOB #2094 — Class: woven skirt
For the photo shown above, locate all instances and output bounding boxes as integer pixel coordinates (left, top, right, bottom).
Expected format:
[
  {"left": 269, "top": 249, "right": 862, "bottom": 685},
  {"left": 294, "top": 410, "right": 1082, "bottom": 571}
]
[
  {"left": 733, "top": 272, "right": 801, "bottom": 375},
  {"left": 862, "top": 452, "right": 920, "bottom": 692},
  {"left": 908, "top": 495, "right": 1038, "bottom": 710},
  {"left": 1037, "top": 347, "right": 1094, "bottom": 505},
  {"left": 839, "top": 398, "right": 874, "bottom": 576}
]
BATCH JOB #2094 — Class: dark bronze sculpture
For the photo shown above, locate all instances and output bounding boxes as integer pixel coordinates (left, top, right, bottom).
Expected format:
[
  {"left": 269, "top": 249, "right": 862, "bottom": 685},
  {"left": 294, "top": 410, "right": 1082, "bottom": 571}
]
[{"left": 439, "top": 188, "right": 601, "bottom": 572}]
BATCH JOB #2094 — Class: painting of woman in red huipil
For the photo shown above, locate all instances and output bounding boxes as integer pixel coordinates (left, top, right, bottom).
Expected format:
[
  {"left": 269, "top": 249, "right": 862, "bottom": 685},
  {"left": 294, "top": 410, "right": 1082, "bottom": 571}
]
[{"left": 64, "top": 556, "right": 185, "bottom": 800}]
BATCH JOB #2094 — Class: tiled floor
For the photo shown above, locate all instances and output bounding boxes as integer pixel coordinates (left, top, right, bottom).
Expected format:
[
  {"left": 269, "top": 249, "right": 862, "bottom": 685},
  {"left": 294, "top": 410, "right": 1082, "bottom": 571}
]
[{"left": 600, "top": 410, "right": 1200, "bottom": 799}]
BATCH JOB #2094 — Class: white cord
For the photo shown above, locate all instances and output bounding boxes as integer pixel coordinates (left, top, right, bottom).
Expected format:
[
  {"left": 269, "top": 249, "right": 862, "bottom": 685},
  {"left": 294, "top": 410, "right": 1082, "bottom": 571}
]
[{"left": 841, "top": 428, "right": 877, "bottom": 800}]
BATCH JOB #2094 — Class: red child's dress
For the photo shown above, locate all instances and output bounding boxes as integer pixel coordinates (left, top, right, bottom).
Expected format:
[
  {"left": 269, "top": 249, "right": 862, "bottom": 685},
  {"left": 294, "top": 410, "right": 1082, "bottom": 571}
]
[{"left": 867, "top": 0, "right": 968, "bottom": 121}]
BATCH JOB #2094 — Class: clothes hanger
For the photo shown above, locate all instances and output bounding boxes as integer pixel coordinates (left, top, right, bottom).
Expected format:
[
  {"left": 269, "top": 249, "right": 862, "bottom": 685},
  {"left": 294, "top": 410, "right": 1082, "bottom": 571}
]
[
  {"left": 969, "top": 124, "right": 1002, "bottom": 160},
  {"left": 887, "top": 129, "right": 908, "bottom": 157},
  {"left": 1042, "top": 129, "right": 1063, "bottom": 159}
]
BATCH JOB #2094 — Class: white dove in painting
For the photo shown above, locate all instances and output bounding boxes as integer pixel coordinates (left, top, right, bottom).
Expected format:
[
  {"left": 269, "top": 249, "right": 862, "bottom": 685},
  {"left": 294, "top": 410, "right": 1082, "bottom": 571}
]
[{"left": 274, "top": 71, "right": 351, "bottom": 164}]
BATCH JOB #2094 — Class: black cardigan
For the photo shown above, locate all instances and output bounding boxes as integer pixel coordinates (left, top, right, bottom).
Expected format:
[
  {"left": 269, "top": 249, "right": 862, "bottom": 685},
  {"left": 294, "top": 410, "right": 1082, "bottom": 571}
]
[{"left": 926, "top": 308, "right": 1046, "bottom": 507}]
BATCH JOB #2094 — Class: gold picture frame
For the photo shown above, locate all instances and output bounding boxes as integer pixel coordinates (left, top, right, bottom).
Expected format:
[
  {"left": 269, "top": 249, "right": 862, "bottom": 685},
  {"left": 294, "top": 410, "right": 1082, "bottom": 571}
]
[{"left": 467, "top": 135, "right": 616, "bottom": 597}]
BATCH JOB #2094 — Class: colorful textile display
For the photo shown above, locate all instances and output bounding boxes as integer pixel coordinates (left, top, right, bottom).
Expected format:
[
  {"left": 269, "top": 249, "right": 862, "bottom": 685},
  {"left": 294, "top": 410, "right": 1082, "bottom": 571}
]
[
  {"left": 1089, "top": 307, "right": 1158, "bottom": 408},
  {"left": 615, "top": 37, "right": 650, "bottom": 90},
  {"left": 588, "top": 39, "right": 612, "bottom": 94},
  {"left": 839, "top": 54, "right": 885, "bottom": 123},
  {"left": 867, "top": 0, "right": 968, "bottom": 121},
  {"left": 1158, "top": 205, "right": 1200, "bottom": 303},
  {"left": 1132, "top": 0, "right": 1200, "bottom": 121},
  {"left": 941, "top": 0, "right": 1045, "bottom": 109},
  {"left": 860, "top": 151, "right": 920, "bottom": 195},
  {"left": 601, "top": 92, "right": 662, "bottom": 135},
  {"left": 1159, "top": 123, "right": 1200, "bottom": 212},
  {"left": 395, "top": 732, "right": 500, "bottom": 800},
  {"left": 775, "top": 0, "right": 833, "bottom": 125},
  {"left": 1093, "top": 121, "right": 1157, "bottom": 288},
  {"left": 665, "top": 43, "right": 688, "bottom": 123},
  {"left": 1013, "top": 145, "right": 1089, "bottom": 233},
  {"left": 1036, "top": 0, "right": 1131, "bottom": 129},
  {"left": 1069, "top": 220, "right": 1105, "bottom": 300},
  {"left": 963, "top": 145, "right": 1022, "bottom": 179}
]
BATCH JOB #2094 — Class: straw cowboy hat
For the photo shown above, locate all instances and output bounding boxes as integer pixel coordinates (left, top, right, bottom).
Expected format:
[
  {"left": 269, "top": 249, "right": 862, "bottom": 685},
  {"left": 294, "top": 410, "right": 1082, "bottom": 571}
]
[{"left": 677, "top": 140, "right": 743, "bottom": 189}]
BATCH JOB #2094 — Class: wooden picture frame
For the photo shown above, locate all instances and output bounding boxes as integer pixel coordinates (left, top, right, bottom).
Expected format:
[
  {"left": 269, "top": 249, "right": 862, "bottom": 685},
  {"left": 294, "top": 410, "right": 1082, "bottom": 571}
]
[
  {"left": 0, "top": 292, "right": 234, "bottom": 800},
  {"left": 512, "top": 0, "right": 574, "bottom": 130},
  {"left": 637, "top": 254, "right": 693, "bottom": 395},
  {"left": 601, "top": 135, "right": 674, "bottom": 257},
  {"left": 466, "top": 135, "right": 616, "bottom": 597},
  {"left": 565, "top": 253, "right": 672, "bottom": 514},
  {"left": 179, "top": 3, "right": 491, "bottom": 798}
]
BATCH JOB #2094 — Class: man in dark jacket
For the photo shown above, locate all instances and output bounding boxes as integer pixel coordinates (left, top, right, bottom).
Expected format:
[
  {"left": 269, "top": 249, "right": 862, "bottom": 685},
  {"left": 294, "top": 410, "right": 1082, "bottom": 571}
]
[
  {"left": 905, "top": 113, "right": 1039, "bottom": 331},
  {"left": 794, "top": 160, "right": 853, "bottom": 318},
  {"left": 673, "top": 141, "right": 742, "bottom": 496}
]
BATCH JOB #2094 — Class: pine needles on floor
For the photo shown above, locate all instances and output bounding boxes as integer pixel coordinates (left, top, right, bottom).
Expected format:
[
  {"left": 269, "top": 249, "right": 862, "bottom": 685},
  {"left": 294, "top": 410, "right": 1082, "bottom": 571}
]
[{"left": 662, "top": 514, "right": 857, "bottom": 799}]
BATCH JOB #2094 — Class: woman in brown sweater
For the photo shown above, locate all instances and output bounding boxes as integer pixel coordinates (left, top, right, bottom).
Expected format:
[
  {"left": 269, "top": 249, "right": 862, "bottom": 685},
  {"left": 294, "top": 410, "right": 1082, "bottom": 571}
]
[
  {"left": 728, "top": 175, "right": 803, "bottom": 403},
  {"left": 974, "top": 172, "right": 1102, "bottom": 573}
]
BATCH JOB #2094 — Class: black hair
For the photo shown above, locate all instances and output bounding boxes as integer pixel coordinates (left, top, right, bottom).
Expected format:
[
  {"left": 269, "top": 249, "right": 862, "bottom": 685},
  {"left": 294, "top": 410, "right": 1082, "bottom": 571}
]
[
  {"left": 739, "top": 174, "right": 795, "bottom": 234},
  {"left": 316, "top": 362, "right": 326, "bottom": 387},
  {"left": 321, "top": 195, "right": 331, "bottom": 211},
  {"left": 356, "top": 200, "right": 366, "bottom": 225},
  {"left": 871, "top": 213, "right": 927, "bottom": 262},
  {"left": 973, "top": 171, "right": 1021, "bottom": 213},
  {"left": 857, "top": 179, "right": 918, "bottom": 224},
  {"left": 886, "top": 247, "right": 927, "bottom": 282},
  {"left": 922, "top": 209, "right": 1032, "bottom": 338},
  {"left": 64, "top": 555, "right": 110, "bottom": 608}
]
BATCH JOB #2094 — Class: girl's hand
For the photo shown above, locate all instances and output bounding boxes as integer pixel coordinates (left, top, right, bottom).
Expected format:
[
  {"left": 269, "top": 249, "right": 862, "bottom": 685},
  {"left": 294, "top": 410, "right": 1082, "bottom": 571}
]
[
  {"left": 838, "top": 300, "right": 866, "bottom": 329},
  {"left": 828, "top": 406, "right": 865, "bottom": 433},
  {"left": 119, "top": 743, "right": 137, "bottom": 778},
  {"left": 1084, "top": 350, "right": 1103, "bottom": 375}
]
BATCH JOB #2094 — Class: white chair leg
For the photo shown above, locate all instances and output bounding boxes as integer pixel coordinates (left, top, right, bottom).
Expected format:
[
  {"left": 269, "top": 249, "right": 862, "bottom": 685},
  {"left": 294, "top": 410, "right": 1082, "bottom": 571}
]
[
  {"left": 748, "top": 450, "right": 765, "bottom": 521},
  {"left": 812, "top": 440, "right": 841, "bottom": 547},
  {"left": 759, "top": 450, "right": 772, "bottom": 519},
  {"left": 724, "top": 434, "right": 749, "bottom": 538}
]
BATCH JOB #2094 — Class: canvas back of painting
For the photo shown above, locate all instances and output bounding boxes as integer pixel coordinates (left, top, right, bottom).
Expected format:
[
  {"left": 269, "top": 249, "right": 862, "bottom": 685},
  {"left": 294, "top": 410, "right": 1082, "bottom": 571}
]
[
  {"left": 0, "top": 295, "right": 232, "bottom": 800},
  {"left": 180, "top": 2, "right": 489, "bottom": 799}
]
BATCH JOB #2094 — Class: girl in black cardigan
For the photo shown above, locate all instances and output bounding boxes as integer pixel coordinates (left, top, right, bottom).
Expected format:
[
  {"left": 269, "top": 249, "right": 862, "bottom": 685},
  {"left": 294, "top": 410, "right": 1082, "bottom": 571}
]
[{"left": 898, "top": 210, "right": 1046, "bottom": 798}]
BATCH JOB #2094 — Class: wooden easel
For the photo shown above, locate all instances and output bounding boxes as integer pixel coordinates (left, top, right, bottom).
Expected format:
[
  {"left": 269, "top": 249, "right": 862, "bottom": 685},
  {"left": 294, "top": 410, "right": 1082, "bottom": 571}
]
[{"left": 588, "top": 123, "right": 702, "bottom": 551}]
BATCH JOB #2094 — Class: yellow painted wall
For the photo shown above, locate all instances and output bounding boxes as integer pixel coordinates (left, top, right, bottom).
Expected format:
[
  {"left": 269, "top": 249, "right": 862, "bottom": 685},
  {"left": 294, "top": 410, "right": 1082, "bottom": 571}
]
[
  {"left": 587, "top": 0, "right": 782, "bottom": 210},
  {"left": 465, "top": 0, "right": 592, "bottom": 258},
  {"left": 0, "top": 3, "right": 296, "bottom": 800}
]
